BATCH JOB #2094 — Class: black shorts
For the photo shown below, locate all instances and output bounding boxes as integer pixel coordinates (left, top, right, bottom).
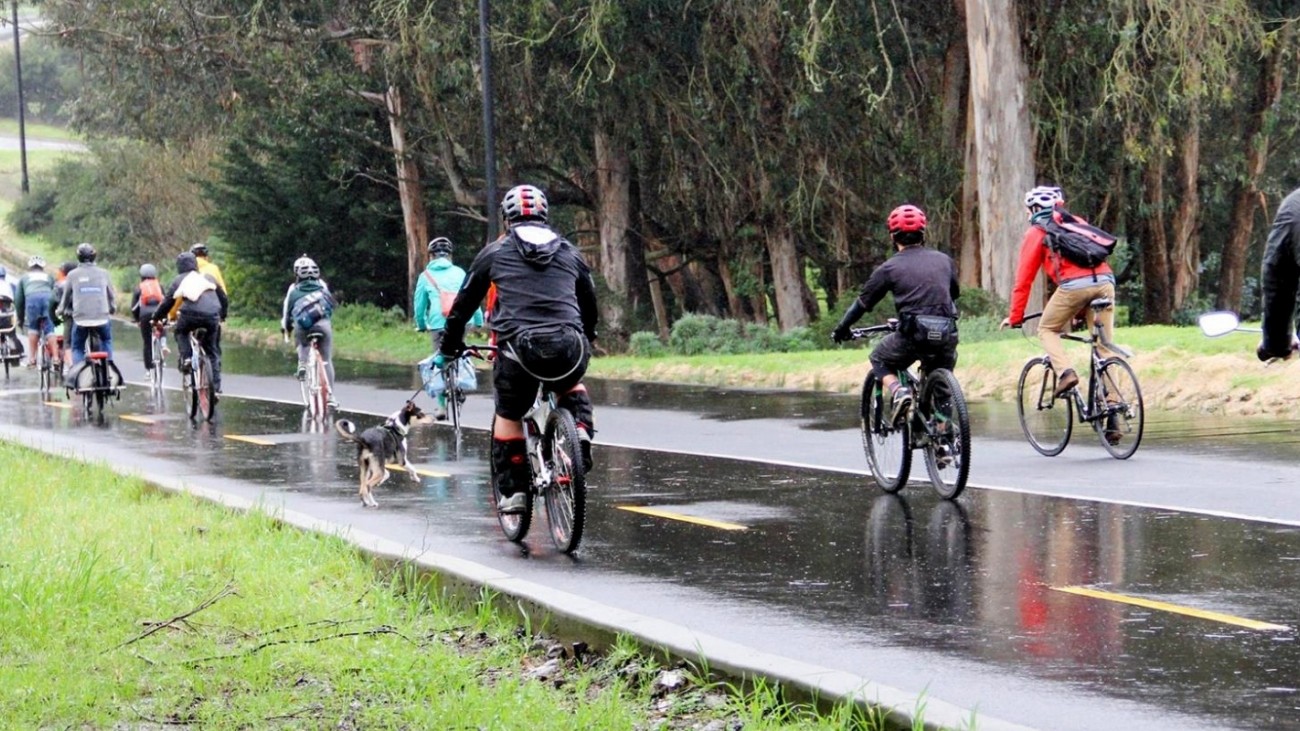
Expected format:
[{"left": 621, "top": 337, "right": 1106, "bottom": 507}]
[
  {"left": 869, "top": 331, "right": 958, "bottom": 379},
  {"left": 493, "top": 327, "right": 590, "bottom": 420}
]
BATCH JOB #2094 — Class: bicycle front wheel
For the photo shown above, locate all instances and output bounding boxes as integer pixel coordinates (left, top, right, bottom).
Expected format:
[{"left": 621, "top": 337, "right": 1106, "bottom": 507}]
[
  {"left": 1095, "top": 358, "right": 1144, "bottom": 460},
  {"left": 150, "top": 338, "right": 165, "bottom": 390},
  {"left": 543, "top": 408, "right": 587, "bottom": 554},
  {"left": 1017, "top": 357, "right": 1072, "bottom": 456},
  {"left": 920, "top": 369, "right": 971, "bottom": 500},
  {"left": 861, "top": 373, "right": 911, "bottom": 492},
  {"left": 447, "top": 366, "right": 463, "bottom": 440},
  {"left": 491, "top": 417, "right": 534, "bottom": 543}
]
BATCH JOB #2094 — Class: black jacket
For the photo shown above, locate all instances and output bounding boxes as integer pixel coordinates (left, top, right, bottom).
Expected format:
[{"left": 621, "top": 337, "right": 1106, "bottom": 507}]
[
  {"left": 1260, "top": 187, "right": 1300, "bottom": 359},
  {"left": 439, "top": 223, "right": 598, "bottom": 356},
  {"left": 855, "top": 246, "right": 960, "bottom": 317}
]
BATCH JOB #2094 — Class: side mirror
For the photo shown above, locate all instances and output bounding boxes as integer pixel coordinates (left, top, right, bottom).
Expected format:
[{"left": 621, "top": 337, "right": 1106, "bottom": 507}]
[{"left": 1197, "top": 311, "right": 1240, "bottom": 338}]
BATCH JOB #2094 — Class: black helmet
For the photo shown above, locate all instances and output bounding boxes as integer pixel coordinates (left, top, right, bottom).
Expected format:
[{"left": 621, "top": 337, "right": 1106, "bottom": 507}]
[
  {"left": 176, "top": 252, "right": 198, "bottom": 273},
  {"left": 76, "top": 243, "right": 97, "bottom": 263},
  {"left": 190, "top": 242, "right": 209, "bottom": 257},
  {"left": 501, "top": 184, "right": 548, "bottom": 223},
  {"left": 427, "top": 237, "right": 454, "bottom": 257},
  {"left": 139, "top": 263, "right": 158, "bottom": 278},
  {"left": 59, "top": 261, "right": 76, "bottom": 276}
]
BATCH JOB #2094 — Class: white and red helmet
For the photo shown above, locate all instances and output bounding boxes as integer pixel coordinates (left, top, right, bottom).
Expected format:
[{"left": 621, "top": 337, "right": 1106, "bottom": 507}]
[{"left": 501, "top": 184, "right": 549, "bottom": 223}]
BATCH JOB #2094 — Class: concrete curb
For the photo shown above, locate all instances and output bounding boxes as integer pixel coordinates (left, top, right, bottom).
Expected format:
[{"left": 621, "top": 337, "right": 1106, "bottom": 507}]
[{"left": 2, "top": 423, "right": 1035, "bottom": 731}]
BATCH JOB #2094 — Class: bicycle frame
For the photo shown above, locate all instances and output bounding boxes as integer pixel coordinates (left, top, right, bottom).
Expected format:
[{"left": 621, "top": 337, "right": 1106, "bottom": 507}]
[{"left": 300, "top": 334, "right": 330, "bottom": 419}]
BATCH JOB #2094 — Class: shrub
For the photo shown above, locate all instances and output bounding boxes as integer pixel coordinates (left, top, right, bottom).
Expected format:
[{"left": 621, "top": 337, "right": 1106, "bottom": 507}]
[
  {"left": 663, "top": 314, "right": 819, "bottom": 356},
  {"left": 5, "top": 187, "right": 57, "bottom": 233},
  {"left": 956, "top": 287, "right": 1007, "bottom": 319},
  {"left": 627, "top": 331, "right": 668, "bottom": 357}
]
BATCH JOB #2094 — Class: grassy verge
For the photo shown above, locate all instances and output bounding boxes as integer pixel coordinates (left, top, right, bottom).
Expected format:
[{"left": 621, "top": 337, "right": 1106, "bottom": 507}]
[
  {"left": 0, "top": 118, "right": 82, "bottom": 141},
  {"left": 0, "top": 442, "right": 892, "bottom": 730}
]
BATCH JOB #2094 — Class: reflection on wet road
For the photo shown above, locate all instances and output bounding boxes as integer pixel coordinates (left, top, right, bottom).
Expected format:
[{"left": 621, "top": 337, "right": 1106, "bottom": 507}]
[{"left": 3, "top": 325, "right": 1299, "bottom": 729}]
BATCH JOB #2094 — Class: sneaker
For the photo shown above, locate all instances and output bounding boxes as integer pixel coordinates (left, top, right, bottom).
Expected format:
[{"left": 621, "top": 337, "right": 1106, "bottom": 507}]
[
  {"left": 577, "top": 426, "right": 593, "bottom": 473},
  {"left": 433, "top": 405, "right": 447, "bottom": 421},
  {"left": 295, "top": 366, "right": 306, "bottom": 381},
  {"left": 889, "top": 386, "right": 913, "bottom": 426},
  {"left": 1104, "top": 412, "right": 1122, "bottom": 445},
  {"left": 179, "top": 358, "right": 192, "bottom": 375},
  {"left": 327, "top": 397, "right": 339, "bottom": 410},
  {"left": 497, "top": 492, "right": 528, "bottom": 514},
  {"left": 1053, "top": 369, "right": 1079, "bottom": 398}
]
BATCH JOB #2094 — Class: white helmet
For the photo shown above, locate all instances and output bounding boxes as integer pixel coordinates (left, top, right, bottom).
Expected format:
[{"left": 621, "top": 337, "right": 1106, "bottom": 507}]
[
  {"left": 27, "top": 255, "right": 45, "bottom": 269},
  {"left": 1024, "top": 186, "right": 1064, "bottom": 212},
  {"left": 293, "top": 255, "right": 319, "bottom": 280}
]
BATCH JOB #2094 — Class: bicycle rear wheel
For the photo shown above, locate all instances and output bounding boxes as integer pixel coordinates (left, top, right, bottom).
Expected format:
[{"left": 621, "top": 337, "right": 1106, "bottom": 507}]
[
  {"left": 313, "top": 347, "right": 330, "bottom": 415},
  {"left": 543, "top": 408, "right": 586, "bottom": 554},
  {"left": 1017, "top": 357, "right": 1072, "bottom": 456},
  {"left": 491, "top": 417, "right": 534, "bottom": 543},
  {"left": 197, "top": 353, "right": 216, "bottom": 421},
  {"left": 38, "top": 342, "right": 51, "bottom": 394},
  {"left": 920, "top": 369, "right": 971, "bottom": 500},
  {"left": 861, "top": 373, "right": 911, "bottom": 492},
  {"left": 1095, "top": 358, "right": 1144, "bottom": 460}
]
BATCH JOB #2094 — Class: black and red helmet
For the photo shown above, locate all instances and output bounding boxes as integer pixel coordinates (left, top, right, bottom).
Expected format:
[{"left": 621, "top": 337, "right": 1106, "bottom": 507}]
[{"left": 886, "top": 204, "right": 927, "bottom": 234}]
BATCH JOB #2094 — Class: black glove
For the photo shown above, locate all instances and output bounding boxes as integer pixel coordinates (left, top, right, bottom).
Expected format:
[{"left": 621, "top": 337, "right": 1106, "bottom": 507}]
[
  {"left": 831, "top": 300, "right": 867, "bottom": 344},
  {"left": 831, "top": 324, "right": 853, "bottom": 344}
]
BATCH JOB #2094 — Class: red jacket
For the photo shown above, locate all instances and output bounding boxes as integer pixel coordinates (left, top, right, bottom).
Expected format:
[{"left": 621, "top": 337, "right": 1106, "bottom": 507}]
[{"left": 1007, "top": 224, "right": 1114, "bottom": 325}]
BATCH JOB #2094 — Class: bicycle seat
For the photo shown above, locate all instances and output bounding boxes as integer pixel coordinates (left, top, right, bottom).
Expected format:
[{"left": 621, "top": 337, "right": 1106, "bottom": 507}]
[
  {"left": 192, "top": 328, "right": 209, "bottom": 337},
  {"left": 306, "top": 332, "right": 326, "bottom": 342},
  {"left": 1089, "top": 298, "right": 1113, "bottom": 311},
  {"left": 86, "top": 351, "right": 110, "bottom": 361}
]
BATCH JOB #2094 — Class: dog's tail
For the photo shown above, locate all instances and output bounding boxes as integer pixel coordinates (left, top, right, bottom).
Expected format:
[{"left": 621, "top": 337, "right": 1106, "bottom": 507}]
[{"left": 335, "top": 419, "right": 361, "bottom": 443}]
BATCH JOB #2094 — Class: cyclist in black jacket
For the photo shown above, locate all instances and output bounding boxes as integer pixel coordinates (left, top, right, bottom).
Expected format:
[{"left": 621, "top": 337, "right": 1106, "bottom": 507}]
[
  {"left": 436, "top": 184, "right": 599, "bottom": 514},
  {"left": 831, "top": 204, "right": 960, "bottom": 423},
  {"left": 1259, "top": 186, "right": 1300, "bottom": 361}
]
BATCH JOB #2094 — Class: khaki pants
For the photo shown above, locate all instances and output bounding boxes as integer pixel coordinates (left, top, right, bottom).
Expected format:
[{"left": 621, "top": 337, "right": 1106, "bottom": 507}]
[{"left": 1039, "top": 281, "right": 1116, "bottom": 376}]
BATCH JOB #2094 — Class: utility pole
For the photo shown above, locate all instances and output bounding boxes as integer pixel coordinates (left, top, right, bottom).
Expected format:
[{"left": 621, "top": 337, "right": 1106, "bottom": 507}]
[
  {"left": 479, "top": 0, "right": 497, "bottom": 242},
  {"left": 11, "top": 0, "right": 28, "bottom": 194}
]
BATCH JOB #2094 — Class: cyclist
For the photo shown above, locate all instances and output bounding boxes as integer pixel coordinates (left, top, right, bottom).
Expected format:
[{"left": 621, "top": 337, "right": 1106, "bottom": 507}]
[
  {"left": 58, "top": 244, "right": 118, "bottom": 389},
  {"left": 434, "top": 184, "right": 599, "bottom": 514},
  {"left": 130, "top": 263, "right": 167, "bottom": 372},
  {"left": 831, "top": 204, "right": 960, "bottom": 424},
  {"left": 48, "top": 262, "right": 76, "bottom": 369},
  {"left": 15, "top": 256, "right": 55, "bottom": 368},
  {"left": 151, "top": 251, "right": 228, "bottom": 396},
  {"left": 999, "top": 186, "right": 1119, "bottom": 398},
  {"left": 0, "top": 267, "right": 24, "bottom": 361},
  {"left": 1259, "top": 185, "right": 1300, "bottom": 361},
  {"left": 190, "top": 243, "right": 227, "bottom": 358},
  {"left": 415, "top": 236, "right": 483, "bottom": 419},
  {"left": 281, "top": 255, "right": 339, "bottom": 409}
]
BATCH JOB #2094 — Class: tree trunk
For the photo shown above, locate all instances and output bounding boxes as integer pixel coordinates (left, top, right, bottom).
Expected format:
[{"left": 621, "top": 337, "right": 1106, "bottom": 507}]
[
  {"left": 766, "top": 226, "right": 810, "bottom": 331},
  {"left": 1217, "top": 26, "right": 1288, "bottom": 312},
  {"left": 594, "top": 128, "right": 632, "bottom": 343},
  {"left": 958, "top": 81, "right": 981, "bottom": 288},
  {"left": 965, "top": 0, "right": 1034, "bottom": 302},
  {"left": 1139, "top": 149, "right": 1172, "bottom": 324},
  {"left": 1170, "top": 110, "right": 1201, "bottom": 312},
  {"left": 384, "top": 86, "right": 428, "bottom": 312}
]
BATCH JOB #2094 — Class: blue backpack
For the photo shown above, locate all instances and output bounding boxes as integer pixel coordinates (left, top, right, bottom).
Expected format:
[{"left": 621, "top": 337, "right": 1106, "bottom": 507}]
[{"left": 291, "top": 290, "right": 333, "bottom": 330}]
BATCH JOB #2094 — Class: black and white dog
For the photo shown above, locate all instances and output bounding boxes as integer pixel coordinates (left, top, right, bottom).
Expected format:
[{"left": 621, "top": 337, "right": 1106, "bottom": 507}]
[{"left": 335, "top": 400, "right": 434, "bottom": 508}]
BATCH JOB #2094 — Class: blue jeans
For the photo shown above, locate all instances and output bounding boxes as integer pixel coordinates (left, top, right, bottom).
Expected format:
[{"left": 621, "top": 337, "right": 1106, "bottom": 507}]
[{"left": 70, "top": 323, "right": 113, "bottom": 366}]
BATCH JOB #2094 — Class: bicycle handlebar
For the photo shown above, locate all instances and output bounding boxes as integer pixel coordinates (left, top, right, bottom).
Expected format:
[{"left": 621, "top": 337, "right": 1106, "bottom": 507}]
[{"left": 849, "top": 320, "right": 899, "bottom": 340}]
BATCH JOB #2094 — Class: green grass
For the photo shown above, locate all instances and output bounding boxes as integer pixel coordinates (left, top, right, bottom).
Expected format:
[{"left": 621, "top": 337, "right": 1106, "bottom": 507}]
[
  {"left": 0, "top": 118, "right": 81, "bottom": 141},
  {"left": 0, "top": 442, "right": 898, "bottom": 730}
]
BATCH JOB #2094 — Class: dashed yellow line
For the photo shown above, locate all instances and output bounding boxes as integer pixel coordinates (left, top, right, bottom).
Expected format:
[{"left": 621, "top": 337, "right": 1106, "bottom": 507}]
[
  {"left": 385, "top": 464, "right": 449, "bottom": 478},
  {"left": 120, "top": 414, "right": 157, "bottom": 425},
  {"left": 1052, "top": 586, "right": 1290, "bottom": 631},
  {"left": 44, "top": 401, "right": 71, "bottom": 409},
  {"left": 223, "top": 435, "right": 276, "bottom": 446},
  {"left": 617, "top": 505, "right": 748, "bottom": 531}
]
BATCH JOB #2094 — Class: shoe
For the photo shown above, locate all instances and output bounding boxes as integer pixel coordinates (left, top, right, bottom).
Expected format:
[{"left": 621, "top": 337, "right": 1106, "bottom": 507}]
[
  {"left": 179, "top": 358, "right": 192, "bottom": 375},
  {"left": 327, "top": 397, "right": 339, "bottom": 410},
  {"left": 433, "top": 405, "right": 447, "bottom": 421},
  {"left": 497, "top": 492, "right": 528, "bottom": 514},
  {"left": 577, "top": 426, "right": 593, "bottom": 473},
  {"left": 889, "top": 386, "right": 913, "bottom": 426},
  {"left": 1053, "top": 369, "right": 1079, "bottom": 398},
  {"left": 295, "top": 366, "right": 306, "bottom": 381},
  {"left": 1104, "top": 412, "right": 1122, "bottom": 445}
]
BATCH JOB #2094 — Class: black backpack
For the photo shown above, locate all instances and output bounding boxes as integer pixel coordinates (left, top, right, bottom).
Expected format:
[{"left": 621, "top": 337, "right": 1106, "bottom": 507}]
[{"left": 1039, "top": 207, "right": 1117, "bottom": 269}]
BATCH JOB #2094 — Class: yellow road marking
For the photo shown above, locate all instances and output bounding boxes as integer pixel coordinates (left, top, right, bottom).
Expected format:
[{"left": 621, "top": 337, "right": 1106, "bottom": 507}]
[
  {"left": 616, "top": 505, "right": 748, "bottom": 531},
  {"left": 224, "top": 435, "right": 276, "bottom": 446},
  {"left": 120, "top": 414, "right": 157, "bottom": 425},
  {"left": 1052, "top": 586, "right": 1290, "bottom": 631},
  {"left": 385, "top": 464, "right": 449, "bottom": 478},
  {"left": 44, "top": 401, "right": 71, "bottom": 409}
]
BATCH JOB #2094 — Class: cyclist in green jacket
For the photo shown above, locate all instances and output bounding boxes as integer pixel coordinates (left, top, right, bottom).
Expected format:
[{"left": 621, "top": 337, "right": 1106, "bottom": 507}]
[
  {"left": 415, "top": 237, "right": 484, "bottom": 419},
  {"left": 281, "top": 255, "right": 339, "bottom": 409}
]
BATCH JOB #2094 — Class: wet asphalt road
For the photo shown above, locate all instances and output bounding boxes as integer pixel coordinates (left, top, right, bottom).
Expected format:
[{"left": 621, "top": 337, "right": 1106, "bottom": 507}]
[{"left": 3, "top": 325, "right": 1298, "bottom": 730}]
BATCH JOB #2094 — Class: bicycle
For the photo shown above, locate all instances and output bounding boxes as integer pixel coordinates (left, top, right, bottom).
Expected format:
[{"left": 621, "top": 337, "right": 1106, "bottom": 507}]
[
  {"left": 298, "top": 332, "right": 332, "bottom": 420},
  {"left": 182, "top": 327, "right": 217, "bottom": 422},
  {"left": 1015, "top": 297, "right": 1144, "bottom": 459},
  {"left": 852, "top": 322, "right": 971, "bottom": 500},
  {"left": 67, "top": 329, "right": 122, "bottom": 418},
  {"left": 36, "top": 317, "right": 64, "bottom": 395},
  {"left": 148, "top": 321, "right": 169, "bottom": 392},
  {"left": 443, "top": 350, "right": 485, "bottom": 442},
  {"left": 462, "top": 344, "right": 587, "bottom": 554},
  {"left": 0, "top": 320, "right": 20, "bottom": 379}
]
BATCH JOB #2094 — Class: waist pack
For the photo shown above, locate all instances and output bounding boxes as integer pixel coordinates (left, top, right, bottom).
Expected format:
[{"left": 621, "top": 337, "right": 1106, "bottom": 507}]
[
  {"left": 292, "top": 290, "right": 333, "bottom": 330},
  {"left": 503, "top": 326, "right": 587, "bottom": 382},
  {"left": 903, "top": 314, "right": 958, "bottom": 346},
  {"left": 1040, "top": 207, "right": 1117, "bottom": 269}
]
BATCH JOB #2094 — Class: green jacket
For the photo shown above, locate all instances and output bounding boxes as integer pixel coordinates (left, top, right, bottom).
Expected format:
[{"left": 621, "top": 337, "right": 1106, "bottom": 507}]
[{"left": 413, "top": 258, "right": 482, "bottom": 331}]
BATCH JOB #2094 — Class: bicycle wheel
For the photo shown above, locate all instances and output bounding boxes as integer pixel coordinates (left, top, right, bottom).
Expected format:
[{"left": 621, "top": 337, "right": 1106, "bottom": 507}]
[
  {"left": 491, "top": 416, "right": 534, "bottom": 543},
  {"left": 1095, "top": 358, "right": 1144, "bottom": 460},
  {"left": 196, "top": 352, "right": 215, "bottom": 421},
  {"left": 150, "top": 336, "right": 164, "bottom": 390},
  {"left": 184, "top": 366, "right": 199, "bottom": 420},
  {"left": 1, "top": 342, "right": 9, "bottom": 379},
  {"left": 1016, "top": 357, "right": 1072, "bottom": 456},
  {"left": 861, "top": 373, "right": 911, "bottom": 492},
  {"left": 313, "top": 347, "right": 330, "bottom": 415},
  {"left": 920, "top": 369, "right": 971, "bottom": 500},
  {"left": 38, "top": 341, "right": 51, "bottom": 394},
  {"left": 543, "top": 407, "right": 587, "bottom": 554}
]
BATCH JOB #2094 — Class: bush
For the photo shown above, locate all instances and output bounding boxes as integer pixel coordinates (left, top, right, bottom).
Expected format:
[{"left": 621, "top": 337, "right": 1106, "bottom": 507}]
[
  {"left": 664, "top": 314, "right": 818, "bottom": 355},
  {"left": 5, "top": 188, "right": 57, "bottom": 233},
  {"left": 627, "top": 331, "right": 668, "bottom": 357},
  {"left": 956, "top": 287, "right": 1007, "bottom": 319}
]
